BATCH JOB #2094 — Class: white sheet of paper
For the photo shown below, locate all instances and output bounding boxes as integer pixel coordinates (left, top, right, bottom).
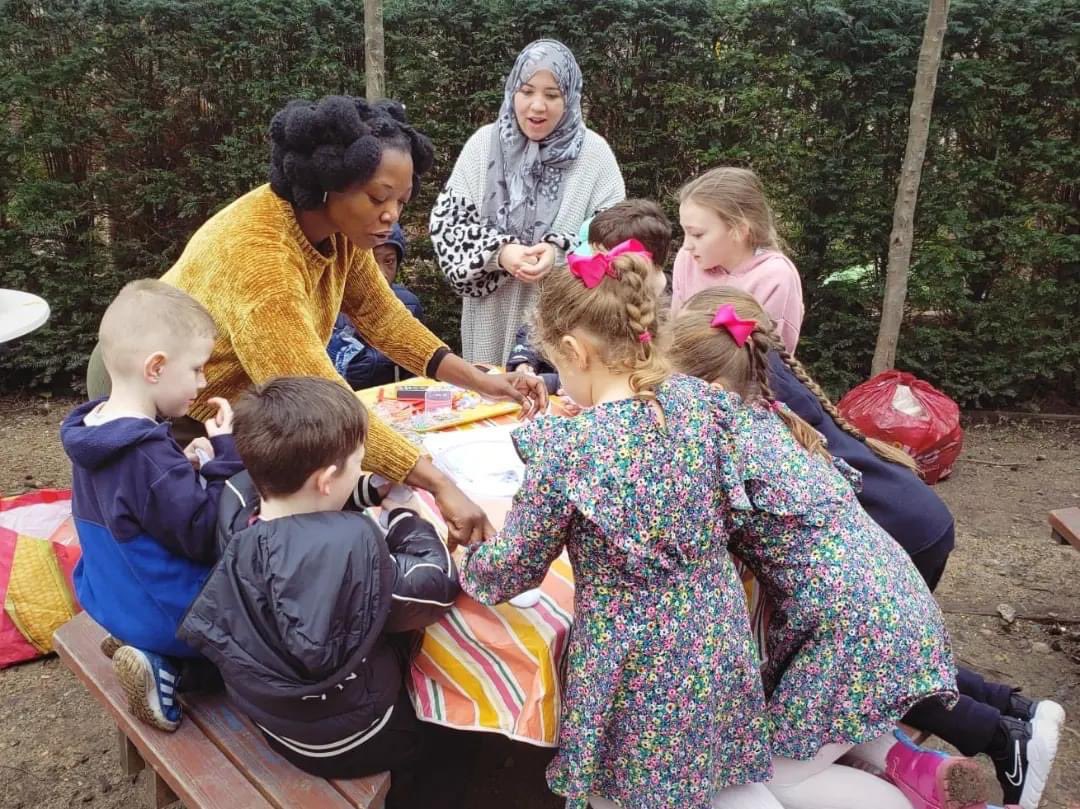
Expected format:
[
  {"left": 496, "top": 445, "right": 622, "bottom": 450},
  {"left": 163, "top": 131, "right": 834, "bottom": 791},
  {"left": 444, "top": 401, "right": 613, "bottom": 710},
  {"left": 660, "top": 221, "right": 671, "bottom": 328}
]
[{"left": 423, "top": 424, "right": 525, "bottom": 499}]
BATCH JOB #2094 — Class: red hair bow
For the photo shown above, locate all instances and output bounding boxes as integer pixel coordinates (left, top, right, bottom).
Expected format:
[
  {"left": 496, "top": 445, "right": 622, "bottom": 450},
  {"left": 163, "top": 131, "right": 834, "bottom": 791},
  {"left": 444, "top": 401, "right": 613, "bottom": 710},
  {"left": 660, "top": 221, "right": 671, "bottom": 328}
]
[
  {"left": 710, "top": 304, "right": 756, "bottom": 347},
  {"left": 566, "top": 239, "right": 652, "bottom": 289}
]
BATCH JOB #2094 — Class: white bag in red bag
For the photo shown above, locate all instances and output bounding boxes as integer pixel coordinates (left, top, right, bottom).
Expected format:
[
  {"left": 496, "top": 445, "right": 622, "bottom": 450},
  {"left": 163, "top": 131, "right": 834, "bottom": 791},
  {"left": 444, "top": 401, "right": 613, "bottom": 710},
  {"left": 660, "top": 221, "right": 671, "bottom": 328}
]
[{"left": 837, "top": 371, "right": 964, "bottom": 484}]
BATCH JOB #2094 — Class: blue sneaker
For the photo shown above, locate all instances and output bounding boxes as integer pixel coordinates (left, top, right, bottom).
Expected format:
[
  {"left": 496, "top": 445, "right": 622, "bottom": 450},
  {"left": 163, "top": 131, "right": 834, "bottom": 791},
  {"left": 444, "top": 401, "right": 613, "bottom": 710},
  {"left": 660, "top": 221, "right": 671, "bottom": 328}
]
[
  {"left": 112, "top": 646, "right": 182, "bottom": 732},
  {"left": 99, "top": 634, "right": 123, "bottom": 658}
]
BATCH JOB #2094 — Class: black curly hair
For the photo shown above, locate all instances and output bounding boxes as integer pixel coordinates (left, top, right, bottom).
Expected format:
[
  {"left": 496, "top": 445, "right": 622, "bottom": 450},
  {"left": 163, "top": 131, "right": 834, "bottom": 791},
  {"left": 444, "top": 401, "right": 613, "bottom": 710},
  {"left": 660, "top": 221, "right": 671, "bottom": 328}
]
[{"left": 268, "top": 95, "right": 435, "bottom": 210}]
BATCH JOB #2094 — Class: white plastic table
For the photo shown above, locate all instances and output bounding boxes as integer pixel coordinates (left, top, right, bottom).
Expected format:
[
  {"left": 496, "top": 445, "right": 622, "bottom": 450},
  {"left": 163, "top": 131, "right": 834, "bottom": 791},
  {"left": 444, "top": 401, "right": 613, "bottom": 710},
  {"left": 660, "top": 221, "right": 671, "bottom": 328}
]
[{"left": 0, "top": 289, "right": 50, "bottom": 343}]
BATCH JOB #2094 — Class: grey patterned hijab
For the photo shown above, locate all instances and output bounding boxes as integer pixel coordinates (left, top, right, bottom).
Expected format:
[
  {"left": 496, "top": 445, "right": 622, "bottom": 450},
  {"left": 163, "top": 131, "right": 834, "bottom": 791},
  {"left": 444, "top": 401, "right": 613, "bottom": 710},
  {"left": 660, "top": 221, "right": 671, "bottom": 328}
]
[{"left": 482, "top": 39, "right": 585, "bottom": 244}]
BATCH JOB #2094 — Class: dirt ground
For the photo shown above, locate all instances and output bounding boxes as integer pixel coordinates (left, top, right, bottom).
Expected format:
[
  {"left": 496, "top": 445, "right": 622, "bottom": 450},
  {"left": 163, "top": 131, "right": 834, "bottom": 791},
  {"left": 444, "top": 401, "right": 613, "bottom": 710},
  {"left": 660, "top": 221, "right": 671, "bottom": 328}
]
[{"left": 1, "top": 393, "right": 1077, "bottom": 809}]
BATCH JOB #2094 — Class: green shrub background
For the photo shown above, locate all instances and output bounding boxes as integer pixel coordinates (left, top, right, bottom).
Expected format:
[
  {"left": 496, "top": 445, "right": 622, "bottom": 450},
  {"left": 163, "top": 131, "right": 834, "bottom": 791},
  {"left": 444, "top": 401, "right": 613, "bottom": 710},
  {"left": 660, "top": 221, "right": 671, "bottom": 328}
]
[{"left": 1, "top": 0, "right": 1076, "bottom": 406}]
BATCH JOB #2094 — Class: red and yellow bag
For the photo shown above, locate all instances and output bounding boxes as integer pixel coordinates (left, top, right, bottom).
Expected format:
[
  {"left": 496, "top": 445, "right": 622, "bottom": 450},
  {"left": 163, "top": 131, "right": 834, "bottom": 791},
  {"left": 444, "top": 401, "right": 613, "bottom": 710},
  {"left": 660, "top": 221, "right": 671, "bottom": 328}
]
[{"left": 0, "top": 489, "right": 81, "bottom": 667}]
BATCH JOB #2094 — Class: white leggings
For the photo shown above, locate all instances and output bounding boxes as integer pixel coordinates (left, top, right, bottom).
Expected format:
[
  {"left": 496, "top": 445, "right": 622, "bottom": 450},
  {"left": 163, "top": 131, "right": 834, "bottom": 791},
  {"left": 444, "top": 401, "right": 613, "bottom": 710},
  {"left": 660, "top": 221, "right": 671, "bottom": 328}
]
[
  {"left": 765, "top": 742, "right": 910, "bottom": 809},
  {"left": 589, "top": 738, "right": 909, "bottom": 809}
]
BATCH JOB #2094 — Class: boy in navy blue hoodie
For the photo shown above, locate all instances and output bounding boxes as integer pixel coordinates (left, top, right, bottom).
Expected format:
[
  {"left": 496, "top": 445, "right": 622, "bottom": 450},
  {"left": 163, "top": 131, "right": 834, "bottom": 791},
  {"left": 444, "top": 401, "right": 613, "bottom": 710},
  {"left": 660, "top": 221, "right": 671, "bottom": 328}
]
[{"left": 61, "top": 279, "right": 243, "bottom": 732}]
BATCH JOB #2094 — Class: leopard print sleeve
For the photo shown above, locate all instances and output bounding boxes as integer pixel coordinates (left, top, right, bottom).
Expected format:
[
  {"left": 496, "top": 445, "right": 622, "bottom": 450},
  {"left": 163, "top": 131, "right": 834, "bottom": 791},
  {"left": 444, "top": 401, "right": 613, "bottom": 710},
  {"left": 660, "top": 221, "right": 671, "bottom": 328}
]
[
  {"left": 430, "top": 188, "right": 519, "bottom": 299},
  {"left": 539, "top": 230, "right": 574, "bottom": 252}
]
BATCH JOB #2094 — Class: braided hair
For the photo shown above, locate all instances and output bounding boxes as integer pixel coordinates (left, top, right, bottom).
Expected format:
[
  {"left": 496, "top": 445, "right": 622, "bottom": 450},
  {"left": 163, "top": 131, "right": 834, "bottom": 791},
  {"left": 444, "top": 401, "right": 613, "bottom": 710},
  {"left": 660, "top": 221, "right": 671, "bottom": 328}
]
[
  {"left": 670, "top": 286, "right": 920, "bottom": 471},
  {"left": 773, "top": 345, "right": 920, "bottom": 472},
  {"left": 268, "top": 96, "right": 434, "bottom": 210},
  {"left": 675, "top": 297, "right": 830, "bottom": 460},
  {"left": 532, "top": 253, "right": 669, "bottom": 403}
]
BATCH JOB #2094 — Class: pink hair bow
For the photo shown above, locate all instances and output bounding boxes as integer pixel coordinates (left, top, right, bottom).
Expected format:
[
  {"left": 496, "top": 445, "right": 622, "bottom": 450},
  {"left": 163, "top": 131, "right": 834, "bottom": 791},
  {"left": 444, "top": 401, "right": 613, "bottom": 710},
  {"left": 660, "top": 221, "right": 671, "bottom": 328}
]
[
  {"left": 566, "top": 239, "right": 652, "bottom": 289},
  {"left": 710, "top": 304, "right": 756, "bottom": 347}
]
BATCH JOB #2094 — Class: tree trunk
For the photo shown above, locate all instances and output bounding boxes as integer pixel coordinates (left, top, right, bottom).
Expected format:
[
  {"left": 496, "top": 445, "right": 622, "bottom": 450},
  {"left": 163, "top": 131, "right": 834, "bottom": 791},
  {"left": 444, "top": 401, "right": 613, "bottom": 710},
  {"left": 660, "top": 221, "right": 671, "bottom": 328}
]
[
  {"left": 363, "top": 0, "right": 385, "bottom": 101},
  {"left": 871, "top": 0, "right": 950, "bottom": 375}
]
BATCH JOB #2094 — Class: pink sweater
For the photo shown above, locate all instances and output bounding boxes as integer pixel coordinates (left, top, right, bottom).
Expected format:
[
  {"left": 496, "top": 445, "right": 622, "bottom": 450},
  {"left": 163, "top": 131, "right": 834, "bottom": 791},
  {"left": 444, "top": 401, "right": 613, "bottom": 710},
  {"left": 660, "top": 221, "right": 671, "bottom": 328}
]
[{"left": 671, "top": 247, "right": 805, "bottom": 354}]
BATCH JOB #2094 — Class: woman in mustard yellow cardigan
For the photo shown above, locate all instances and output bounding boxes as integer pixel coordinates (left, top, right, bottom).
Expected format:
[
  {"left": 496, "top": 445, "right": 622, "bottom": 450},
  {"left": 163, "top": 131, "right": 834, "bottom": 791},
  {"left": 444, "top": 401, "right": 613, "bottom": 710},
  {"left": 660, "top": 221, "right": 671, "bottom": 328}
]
[{"left": 92, "top": 96, "right": 546, "bottom": 546}]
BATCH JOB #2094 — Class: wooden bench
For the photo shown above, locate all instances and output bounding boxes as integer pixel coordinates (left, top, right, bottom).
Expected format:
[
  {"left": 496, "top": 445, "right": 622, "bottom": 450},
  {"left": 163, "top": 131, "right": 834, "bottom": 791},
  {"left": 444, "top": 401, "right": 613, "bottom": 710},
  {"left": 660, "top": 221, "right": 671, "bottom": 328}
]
[
  {"left": 53, "top": 612, "right": 391, "bottom": 809},
  {"left": 1050, "top": 507, "right": 1080, "bottom": 552}
]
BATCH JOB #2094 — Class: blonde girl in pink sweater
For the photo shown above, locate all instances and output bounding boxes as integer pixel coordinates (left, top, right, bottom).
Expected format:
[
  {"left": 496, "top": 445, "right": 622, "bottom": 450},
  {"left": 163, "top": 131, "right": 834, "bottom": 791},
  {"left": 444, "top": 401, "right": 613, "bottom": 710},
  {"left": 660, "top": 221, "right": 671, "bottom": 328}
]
[{"left": 673, "top": 168, "right": 804, "bottom": 354}]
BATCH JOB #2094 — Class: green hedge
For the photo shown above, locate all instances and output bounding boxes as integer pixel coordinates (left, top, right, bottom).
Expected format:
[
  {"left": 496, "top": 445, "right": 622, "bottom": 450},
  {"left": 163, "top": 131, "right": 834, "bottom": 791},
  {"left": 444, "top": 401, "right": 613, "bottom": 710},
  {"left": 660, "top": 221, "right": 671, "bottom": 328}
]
[{"left": 1, "top": 0, "right": 1077, "bottom": 406}]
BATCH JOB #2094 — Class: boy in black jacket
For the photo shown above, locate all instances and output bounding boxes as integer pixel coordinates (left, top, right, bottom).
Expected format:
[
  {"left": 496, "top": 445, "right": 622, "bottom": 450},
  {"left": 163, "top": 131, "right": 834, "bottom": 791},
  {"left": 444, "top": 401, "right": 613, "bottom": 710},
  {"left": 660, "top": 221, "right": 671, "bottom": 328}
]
[{"left": 179, "top": 377, "right": 462, "bottom": 801}]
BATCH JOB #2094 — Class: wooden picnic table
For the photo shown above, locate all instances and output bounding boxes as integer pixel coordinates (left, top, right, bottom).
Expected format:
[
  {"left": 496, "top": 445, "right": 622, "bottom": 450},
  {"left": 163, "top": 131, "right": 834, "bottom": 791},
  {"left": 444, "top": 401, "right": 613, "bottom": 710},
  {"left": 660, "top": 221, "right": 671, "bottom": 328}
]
[
  {"left": 54, "top": 612, "right": 390, "bottom": 809},
  {"left": 355, "top": 376, "right": 578, "bottom": 746},
  {"left": 370, "top": 395, "right": 576, "bottom": 747}
]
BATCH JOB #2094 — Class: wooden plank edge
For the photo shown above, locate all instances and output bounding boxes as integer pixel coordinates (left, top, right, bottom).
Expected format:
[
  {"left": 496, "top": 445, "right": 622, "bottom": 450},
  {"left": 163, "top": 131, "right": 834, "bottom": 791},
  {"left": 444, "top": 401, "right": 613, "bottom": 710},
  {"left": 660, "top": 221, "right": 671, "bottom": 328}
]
[
  {"left": 181, "top": 694, "right": 354, "bottom": 809},
  {"left": 53, "top": 616, "right": 274, "bottom": 809}
]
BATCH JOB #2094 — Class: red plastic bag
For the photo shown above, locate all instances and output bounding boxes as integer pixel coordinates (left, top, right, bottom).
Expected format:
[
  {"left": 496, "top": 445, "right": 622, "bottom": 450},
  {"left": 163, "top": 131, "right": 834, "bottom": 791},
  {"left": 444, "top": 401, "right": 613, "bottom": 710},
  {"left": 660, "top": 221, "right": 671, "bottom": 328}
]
[{"left": 837, "top": 371, "right": 964, "bottom": 484}]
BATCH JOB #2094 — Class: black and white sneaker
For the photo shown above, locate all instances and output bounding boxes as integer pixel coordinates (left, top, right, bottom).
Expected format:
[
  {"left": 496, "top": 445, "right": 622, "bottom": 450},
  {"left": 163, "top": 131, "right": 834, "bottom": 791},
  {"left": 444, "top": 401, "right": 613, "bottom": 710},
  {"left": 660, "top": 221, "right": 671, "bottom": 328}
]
[
  {"left": 989, "top": 715, "right": 1059, "bottom": 809},
  {"left": 1006, "top": 689, "right": 1066, "bottom": 729}
]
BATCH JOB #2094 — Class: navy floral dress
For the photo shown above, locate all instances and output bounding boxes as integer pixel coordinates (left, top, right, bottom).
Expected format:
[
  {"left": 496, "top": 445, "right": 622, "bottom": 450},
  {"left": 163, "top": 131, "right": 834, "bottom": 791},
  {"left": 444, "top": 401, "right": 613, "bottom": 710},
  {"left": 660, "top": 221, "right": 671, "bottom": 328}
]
[
  {"left": 460, "top": 375, "right": 772, "bottom": 809},
  {"left": 720, "top": 395, "right": 958, "bottom": 760}
]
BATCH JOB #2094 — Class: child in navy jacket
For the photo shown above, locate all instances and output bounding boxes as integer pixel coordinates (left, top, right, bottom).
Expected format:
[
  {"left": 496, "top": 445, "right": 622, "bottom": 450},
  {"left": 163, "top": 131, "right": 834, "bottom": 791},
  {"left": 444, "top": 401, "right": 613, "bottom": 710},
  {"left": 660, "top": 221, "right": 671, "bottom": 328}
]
[
  {"left": 60, "top": 280, "right": 242, "bottom": 732},
  {"left": 328, "top": 223, "right": 426, "bottom": 389}
]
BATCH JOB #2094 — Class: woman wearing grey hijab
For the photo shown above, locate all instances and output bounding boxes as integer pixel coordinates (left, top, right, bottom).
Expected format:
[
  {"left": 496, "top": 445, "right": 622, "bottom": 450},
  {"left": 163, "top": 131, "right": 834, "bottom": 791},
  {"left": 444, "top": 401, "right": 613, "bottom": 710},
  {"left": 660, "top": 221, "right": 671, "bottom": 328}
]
[{"left": 431, "top": 39, "right": 625, "bottom": 364}]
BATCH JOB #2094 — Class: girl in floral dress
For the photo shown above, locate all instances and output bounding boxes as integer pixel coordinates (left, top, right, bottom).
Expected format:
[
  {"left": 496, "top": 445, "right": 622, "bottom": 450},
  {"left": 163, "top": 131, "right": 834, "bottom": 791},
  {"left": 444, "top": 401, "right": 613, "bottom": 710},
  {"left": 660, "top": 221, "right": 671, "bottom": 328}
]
[
  {"left": 458, "top": 246, "right": 776, "bottom": 809},
  {"left": 671, "top": 287, "right": 997, "bottom": 809}
]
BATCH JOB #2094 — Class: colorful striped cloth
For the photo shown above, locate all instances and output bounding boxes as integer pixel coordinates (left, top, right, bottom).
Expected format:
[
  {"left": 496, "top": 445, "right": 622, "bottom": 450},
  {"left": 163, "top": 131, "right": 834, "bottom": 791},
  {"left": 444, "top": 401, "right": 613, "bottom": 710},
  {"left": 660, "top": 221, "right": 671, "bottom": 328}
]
[
  {"left": 409, "top": 551, "right": 574, "bottom": 746},
  {"left": 399, "top": 411, "right": 768, "bottom": 747},
  {"left": 401, "top": 413, "right": 575, "bottom": 746}
]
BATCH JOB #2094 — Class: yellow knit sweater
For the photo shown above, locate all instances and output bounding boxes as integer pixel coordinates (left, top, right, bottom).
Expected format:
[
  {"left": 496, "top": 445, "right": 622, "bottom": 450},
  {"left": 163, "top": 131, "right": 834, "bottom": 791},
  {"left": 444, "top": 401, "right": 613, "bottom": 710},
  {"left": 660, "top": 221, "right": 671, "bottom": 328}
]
[{"left": 160, "top": 184, "right": 447, "bottom": 482}]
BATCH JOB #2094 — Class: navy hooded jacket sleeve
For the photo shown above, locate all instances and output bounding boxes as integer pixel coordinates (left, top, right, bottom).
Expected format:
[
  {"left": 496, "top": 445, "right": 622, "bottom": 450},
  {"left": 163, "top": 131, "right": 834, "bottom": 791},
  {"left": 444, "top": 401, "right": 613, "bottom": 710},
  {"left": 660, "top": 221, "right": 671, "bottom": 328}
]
[
  {"left": 392, "top": 283, "right": 424, "bottom": 320},
  {"left": 139, "top": 434, "right": 244, "bottom": 563},
  {"left": 507, "top": 325, "right": 555, "bottom": 374}
]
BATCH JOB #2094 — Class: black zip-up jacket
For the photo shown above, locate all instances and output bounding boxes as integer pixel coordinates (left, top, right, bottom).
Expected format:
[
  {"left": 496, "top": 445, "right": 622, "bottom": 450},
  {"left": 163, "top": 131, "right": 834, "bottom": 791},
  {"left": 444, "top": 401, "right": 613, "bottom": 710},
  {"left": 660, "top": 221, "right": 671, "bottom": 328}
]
[{"left": 178, "top": 472, "right": 458, "bottom": 753}]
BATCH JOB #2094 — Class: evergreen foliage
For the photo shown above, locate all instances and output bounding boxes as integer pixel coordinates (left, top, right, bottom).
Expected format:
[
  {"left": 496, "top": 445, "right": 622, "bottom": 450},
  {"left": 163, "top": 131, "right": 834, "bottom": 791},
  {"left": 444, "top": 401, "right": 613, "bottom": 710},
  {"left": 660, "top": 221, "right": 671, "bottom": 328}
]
[{"left": 2, "top": 0, "right": 1076, "bottom": 406}]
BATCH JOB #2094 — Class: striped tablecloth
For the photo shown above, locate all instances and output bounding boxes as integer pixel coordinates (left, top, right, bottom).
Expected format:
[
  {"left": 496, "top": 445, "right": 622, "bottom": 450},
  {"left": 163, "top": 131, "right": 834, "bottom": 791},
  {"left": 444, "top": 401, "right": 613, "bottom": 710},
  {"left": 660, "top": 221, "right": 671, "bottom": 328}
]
[
  {"left": 396, "top": 412, "right": 575, "bottom": 746},
  {"left": 398, "top": 411, "right": 766, "bottom": 747},
  {"left": 409, "top": 548, "right": 575, "bottom": 746}
]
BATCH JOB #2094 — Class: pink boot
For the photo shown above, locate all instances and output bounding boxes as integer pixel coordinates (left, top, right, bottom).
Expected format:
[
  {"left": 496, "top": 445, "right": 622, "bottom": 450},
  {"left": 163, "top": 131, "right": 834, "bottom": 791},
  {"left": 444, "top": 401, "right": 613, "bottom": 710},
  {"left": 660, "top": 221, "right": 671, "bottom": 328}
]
[{"left": 885, "top": 729, "right": 994, "bottom": 809}]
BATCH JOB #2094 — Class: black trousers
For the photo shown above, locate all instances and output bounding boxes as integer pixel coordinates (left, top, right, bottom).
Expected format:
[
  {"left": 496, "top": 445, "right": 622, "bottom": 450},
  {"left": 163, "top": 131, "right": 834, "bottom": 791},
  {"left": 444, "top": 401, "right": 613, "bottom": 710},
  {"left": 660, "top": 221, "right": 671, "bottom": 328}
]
[
  {"left": 902, "top": 529, "right": 1011, "bottom": 756},
  {"left": 904, "top": 667, "right": 1014, "bottom": 756},
  {"left": 262, "top": 691, "right": 480, "bottom": 809}
]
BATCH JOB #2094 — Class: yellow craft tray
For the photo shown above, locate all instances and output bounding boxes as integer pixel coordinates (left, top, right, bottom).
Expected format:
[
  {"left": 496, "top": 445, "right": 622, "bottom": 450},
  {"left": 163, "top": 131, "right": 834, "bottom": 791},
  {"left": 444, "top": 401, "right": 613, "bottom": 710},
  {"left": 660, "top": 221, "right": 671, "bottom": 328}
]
[{"left": 355, "top": 377, "right": 521, "bottom": 433}]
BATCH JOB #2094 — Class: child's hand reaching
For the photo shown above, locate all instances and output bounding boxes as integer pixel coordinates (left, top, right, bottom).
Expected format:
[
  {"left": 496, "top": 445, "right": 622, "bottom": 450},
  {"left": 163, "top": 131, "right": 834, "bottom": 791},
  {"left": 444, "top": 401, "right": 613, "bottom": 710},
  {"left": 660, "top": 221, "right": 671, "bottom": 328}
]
[
  {"left": 382, "top": 485, "right": 422, "bottom": 515},
  {"left": 182, "top": 437, "right": 215, "bottom": 470},
  {"left": 204, "top": 397, "right": 234, "bottom": 437}
]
